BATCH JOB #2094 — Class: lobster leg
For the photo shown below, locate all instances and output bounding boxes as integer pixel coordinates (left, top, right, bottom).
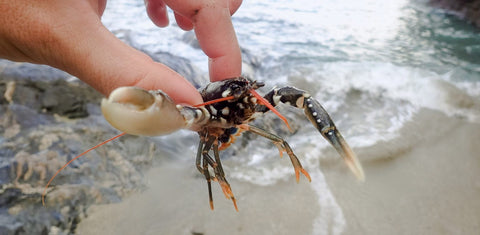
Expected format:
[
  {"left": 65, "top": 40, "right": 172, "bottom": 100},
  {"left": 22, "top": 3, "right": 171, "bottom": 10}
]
[
  {"left": 239, "top": 124, "right": 311, "bottom": 183},
  {"left": 196, "top": 134, "right": 238, "bottom": 211},
  {"left": 212, "top": 142, "right": 238, "bottom": 211},
  {"left": 196, "top": 135, "right": 216, "bottom": 210},
  {"left": 195, "top": 138, "right": 205, "bottom": 174},
  {"left": 256, "top": 87, "right": 364, "bottom": 180}
]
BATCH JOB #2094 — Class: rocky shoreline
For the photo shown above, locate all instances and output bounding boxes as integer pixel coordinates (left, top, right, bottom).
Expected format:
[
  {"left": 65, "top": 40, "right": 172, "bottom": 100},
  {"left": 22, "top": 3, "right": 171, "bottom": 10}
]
[
  {"left": 0, "top": 50, "right": 210, "bottom": 233},
  {"left": 0, "top": 1, "right": 477, "bottom": 233},
  {"left": 0, "top": 72, "right": 151, "bottom": 234},
  {"left": 0, "top": 33, "right": 259, "bottom": 233},
  {"left": 430, "top": 0, "right": 480, "bottom": 27}
]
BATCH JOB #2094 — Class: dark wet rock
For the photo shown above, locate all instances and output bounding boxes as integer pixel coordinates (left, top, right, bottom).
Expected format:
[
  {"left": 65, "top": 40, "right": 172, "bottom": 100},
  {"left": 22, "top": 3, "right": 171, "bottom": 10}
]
[
  {"left": 182, "top": 31, "right": 201, "bottom": 49},
  {"left": 0, "top": 106, "right": 155, "bottom": 234},
  {"left": 107, "top": 30, "right": 209, "bottom": 88},
  {"left": 0, "top": 188, "right": 23, "bottom": 205},
  {"left": 40, "top": 83, "right": 90, "bottom": 119},
  {"left": 0, "top": 60, "right": 71, "bottom": 82},
  {"left": 0, "top": 165, "right": 10, "bottom": 186},
  {"left": 0, "top": 60, "right": 203, "bottom": 234},
  {"left": 241, "top": 47, "right": 262, "bottom": 70},
  {"left": 0, "top": 78, "right": 101, "bottom": 119},
  {"left": 144, "top": 50, "right": 208, "bottom": 89},
  {"left": 0, "top": 40, "right": 283, "bottom": 234},
  {"left": 0, "top": 215, "right": 24, "bottom": 235},
  {"left": 430, "top": 0, "right": 480, "bottom": 27}
]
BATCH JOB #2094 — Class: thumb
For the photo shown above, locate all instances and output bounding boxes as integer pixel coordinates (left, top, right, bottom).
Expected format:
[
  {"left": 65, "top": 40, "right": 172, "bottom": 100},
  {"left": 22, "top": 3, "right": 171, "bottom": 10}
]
[
  {"left": 68, "top": 26, "right": 203, "bottom": 105},
  {"left": 0, "top": 0, "right": 202, "bottom": 105}
]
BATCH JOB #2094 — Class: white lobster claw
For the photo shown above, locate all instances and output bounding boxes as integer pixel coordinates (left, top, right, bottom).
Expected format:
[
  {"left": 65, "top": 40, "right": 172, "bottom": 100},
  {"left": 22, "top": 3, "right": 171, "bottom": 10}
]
[{"left": 101, "top": 87, "right": 186, "bottom": 136}]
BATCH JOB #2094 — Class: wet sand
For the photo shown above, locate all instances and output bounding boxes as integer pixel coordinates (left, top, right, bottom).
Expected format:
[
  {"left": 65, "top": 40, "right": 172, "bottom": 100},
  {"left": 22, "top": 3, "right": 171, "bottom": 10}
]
[
  {"left": 78, "top": 109, "right": 480, "bottom": 234},
  {"left": 76, "top": 164, "right": 321, "bottom": 235},
  {"left": 325, "top": 109, "right": 480, "bottom": 234}
]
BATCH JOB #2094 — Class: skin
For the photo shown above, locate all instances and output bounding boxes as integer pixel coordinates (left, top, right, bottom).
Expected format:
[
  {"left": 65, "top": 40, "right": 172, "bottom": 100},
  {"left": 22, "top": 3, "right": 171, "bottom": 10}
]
[{"left": 0, "top": 0, "right": 242, "bottom": 105}]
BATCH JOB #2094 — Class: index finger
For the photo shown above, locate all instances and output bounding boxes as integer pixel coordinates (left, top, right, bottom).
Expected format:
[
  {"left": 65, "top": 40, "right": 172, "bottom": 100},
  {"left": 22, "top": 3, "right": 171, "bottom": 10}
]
[
  {"left": 164, "top": 0, "right": 242, "bottom": 82},
  {"left": 194, "top": 4, "right": 242, "bottom": 81}
]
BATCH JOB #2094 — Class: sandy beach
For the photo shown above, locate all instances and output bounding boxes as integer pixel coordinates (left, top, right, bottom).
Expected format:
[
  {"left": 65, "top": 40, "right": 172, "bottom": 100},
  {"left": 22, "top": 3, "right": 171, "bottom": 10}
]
[
  {"left": 1, "top": 1, "right": 479, "bottom": 233},
  {"left": 325, "top": 109, "right": 480, "bottom": 234},
  {"left": 76, "top": 108, "right": 480, "bottom": 235}
]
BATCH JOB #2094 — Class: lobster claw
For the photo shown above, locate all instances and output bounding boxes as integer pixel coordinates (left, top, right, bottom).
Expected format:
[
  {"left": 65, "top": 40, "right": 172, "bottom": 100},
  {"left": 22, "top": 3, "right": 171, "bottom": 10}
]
[
  {"left": 322, "top": 128, "right": 365, "bottom": 181},
  {"left": 304, "top": 96, "right": 365, "bottom": 181},
  {"left": 101, "top": 87, "right": 187, "bottom": 136}
]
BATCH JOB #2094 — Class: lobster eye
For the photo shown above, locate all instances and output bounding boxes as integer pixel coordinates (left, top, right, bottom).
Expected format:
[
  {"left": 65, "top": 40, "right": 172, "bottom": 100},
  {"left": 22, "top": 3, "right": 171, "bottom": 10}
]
[
  {"left": 233, "top": 88, "right": 243, "bottom": 97},
  {"left": 228, "top": 83, "right": 242, "bottom": 97},
  {"left": 255, "top": 81, "right": 265, "bottom": 88}
]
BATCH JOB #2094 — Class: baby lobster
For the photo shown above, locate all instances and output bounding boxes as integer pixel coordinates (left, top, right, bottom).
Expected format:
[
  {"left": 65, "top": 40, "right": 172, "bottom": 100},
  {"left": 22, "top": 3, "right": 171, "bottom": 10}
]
[{"left": 42, "top": 76, "right": 364, "bottom": 211}]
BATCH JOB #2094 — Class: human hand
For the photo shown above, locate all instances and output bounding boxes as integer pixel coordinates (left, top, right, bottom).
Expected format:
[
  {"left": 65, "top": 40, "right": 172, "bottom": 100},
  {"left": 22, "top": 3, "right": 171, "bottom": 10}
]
[
  {"left": 145, "top": 0, "right": 243, "bottom": 82},
  {"left": 0, "top": 0, "right": 242, "bottom": 105}
]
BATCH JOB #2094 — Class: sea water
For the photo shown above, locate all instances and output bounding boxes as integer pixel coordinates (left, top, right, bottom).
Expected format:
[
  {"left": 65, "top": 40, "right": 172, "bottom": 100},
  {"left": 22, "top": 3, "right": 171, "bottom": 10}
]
[{"left": 101, "top": 0, "right": 480, "bottom": 234}]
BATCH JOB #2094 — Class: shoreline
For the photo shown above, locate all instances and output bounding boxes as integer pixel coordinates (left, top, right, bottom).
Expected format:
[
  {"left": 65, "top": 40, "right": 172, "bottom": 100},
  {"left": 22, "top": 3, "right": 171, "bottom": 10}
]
[
  {"left": 430, "top": 0, "right": 480, "bottom": 27},
  {"left": 325, "top": 109, "right": 480, "bottom": 234},
  {"left": 77, "top": 163, "right": 320, "bottom": 235},
  {"left": 78, "top": 109, "right": 480, "bottom": 234}
]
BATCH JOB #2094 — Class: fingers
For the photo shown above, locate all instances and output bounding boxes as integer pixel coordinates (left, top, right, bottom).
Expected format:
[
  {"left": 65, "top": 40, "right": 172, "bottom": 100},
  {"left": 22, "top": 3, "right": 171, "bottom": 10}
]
[
  {"left": 161, "top": 0, "right": 242, "bottom": 82},
  {"left": 145, "top": 1, "right": 194, "bottom": 30},
  {"left": 194, "top": 5, "right": 242, "bottom": 81},
  {"left": 1, "top": 0, "right": 203, "bottom": 105},
  {"left": 174, "top": 12, "right": 193, "bottom": 31},
  {"left": 145, "top": 0, "right": 169, "bottom": 27},
  {"left": 75, "top": 29, "right": 203, "bottom": 105},
  {"left": 97, "top": 0, "right": 108, "bottom": 16},
  {"left": 229, "top": 0, "right": 242, "bottom": 15}
]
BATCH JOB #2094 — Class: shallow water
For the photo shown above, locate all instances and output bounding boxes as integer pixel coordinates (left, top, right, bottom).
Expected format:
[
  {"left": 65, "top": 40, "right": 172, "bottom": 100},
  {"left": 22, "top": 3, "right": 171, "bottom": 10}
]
[
  {"left": 102, "top": 0, "right": 480, "bottom": 143},
  {"left": 93, "top": 0, "right": 480, "bottom": 234}
]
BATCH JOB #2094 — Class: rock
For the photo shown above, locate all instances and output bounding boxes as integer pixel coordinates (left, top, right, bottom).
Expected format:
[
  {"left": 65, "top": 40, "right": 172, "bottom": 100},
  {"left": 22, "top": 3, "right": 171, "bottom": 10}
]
[
  {"left": 0, "top": 78, "right": 101, "bottom": 119},
  {"left": 0, "top": 60, "right": 71, "bottom": 82},
  {"left": 430, "top": 0, "right": 480, "bottom": 27},
  {"left": 181, "top": 31, "right": 200, "bottom": 49},
  {"left": 0, "top": 43, "right": 267, "bottom": 234},
  {"left": 3, "top": 81, "right": 14, "bottom": 103},
  {"left": 145, "top": 50, "right": 208, "bottom": 88},
  {"left": 0, "top": 60, "right": 193, "bottom": 234}
]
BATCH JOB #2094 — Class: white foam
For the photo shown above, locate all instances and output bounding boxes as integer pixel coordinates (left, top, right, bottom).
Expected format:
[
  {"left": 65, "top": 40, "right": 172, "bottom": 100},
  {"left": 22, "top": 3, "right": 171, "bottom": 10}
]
[
  {"left": 228, "top": 141, "right": 347, "bottom": 234},
  {"left": 310, "top": 168, "right": 346, "bottom": 235},
  {"left": 312, "top": 61, "right": 480, "bottom": 144},
  {"left": 100, "top": 1, "right": 480, "bottom": 233}
]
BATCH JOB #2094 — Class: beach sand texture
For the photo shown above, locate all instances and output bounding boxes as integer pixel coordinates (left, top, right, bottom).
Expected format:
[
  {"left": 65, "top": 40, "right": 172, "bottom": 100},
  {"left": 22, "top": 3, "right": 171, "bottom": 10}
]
[{"left": 77, "top": 109, "right": 480, "bottom": 235}]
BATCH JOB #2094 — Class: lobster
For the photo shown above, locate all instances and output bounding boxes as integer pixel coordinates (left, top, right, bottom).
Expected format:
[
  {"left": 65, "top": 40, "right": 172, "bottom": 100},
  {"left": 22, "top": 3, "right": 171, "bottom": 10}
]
[{"left": 43, "top": 76, "right": 364, "bottom": 211}]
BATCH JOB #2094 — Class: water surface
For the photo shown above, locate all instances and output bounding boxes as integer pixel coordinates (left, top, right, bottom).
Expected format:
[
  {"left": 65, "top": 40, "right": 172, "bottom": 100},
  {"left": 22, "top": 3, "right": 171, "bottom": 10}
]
[{"left": 91, "top": 0, "right": 480, "bottom": 234}]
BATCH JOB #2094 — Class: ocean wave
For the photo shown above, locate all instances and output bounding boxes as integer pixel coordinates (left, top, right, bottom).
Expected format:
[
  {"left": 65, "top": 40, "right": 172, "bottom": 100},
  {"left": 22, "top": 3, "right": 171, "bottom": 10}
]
[{"left": 313, "top": 61, "right": 479, "bottom": 137}]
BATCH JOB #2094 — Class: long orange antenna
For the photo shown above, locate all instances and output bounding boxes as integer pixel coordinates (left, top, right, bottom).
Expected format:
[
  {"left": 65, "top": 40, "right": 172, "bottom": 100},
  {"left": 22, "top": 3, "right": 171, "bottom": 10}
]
[
  {"left": 193, "top": 96, "right": 235, "bottom": 107},
  {"left": 42, "top": 132, "right": 126, "bottom": 206},
  {"left": 249, "top": 89, "right": 292, "bottom": 131}
]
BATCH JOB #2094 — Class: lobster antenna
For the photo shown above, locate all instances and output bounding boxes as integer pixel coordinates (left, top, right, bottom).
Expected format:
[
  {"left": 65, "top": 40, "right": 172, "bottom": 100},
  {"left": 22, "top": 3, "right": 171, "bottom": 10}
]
[
  {"left": 42, "top": 132, "right": 126, "bottom": 206},
  {"left": 249, "top": 89, "right": 292, "bottom": 132},
  {"left": 193, "top": 96, "right": 235, "bottom": 107}
]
